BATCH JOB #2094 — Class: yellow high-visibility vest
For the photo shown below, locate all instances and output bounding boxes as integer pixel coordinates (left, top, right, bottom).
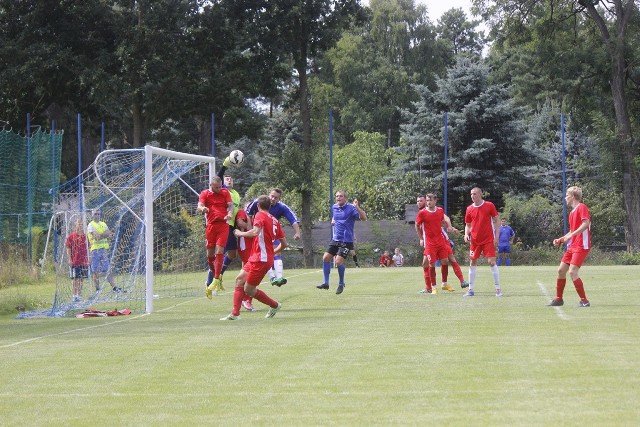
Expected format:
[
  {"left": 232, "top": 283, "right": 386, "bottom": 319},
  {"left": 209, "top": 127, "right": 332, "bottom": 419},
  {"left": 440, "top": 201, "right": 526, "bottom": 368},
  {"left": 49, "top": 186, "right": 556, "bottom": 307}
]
[{"left": 88, "top": 221, "right": 110, "bottom": 251}]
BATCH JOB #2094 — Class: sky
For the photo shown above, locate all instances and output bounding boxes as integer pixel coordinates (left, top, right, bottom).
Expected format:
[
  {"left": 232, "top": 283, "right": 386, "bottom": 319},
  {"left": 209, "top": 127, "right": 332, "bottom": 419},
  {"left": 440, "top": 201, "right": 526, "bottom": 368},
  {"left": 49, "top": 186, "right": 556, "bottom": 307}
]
[
  {"left": 417, "top": 0, "right": 475, "bottom": 22},
  {"left": 360, "top": 0, "right": 476, "bottom": 22}
]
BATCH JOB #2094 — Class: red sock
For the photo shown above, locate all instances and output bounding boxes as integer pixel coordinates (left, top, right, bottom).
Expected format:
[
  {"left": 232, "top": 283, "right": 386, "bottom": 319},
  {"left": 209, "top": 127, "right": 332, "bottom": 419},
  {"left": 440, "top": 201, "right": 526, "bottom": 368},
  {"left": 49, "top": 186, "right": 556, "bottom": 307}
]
[
  {"left": 441, "top": 264, "right": 449, "bottom": 283},
  {"left": 573, "top": 278, "right": 587, "bottom": 300},
  {"left": 556, "top": 278, "right": 566, "bottom": 300},
  {"left": 214, "top": 253, "right": 224, "bottom": 278},
  {"left": 253, "top": 289, "right": 278, "bottom": 309},
  {"left": 452, "top": 262, "right": 465, "bottom": 282},
  {"left": 207, "top": 256, "right": 216, "bottom": 273},
  {"left": 430, "top": 267, "right": 437, "bottom": 287},
  {"left": 423, "top": 266, "right": 432, "bottom": 290},
  {"left": 232, "top": 287, "right": 245, "bottom": 316},
  {"left": 243, "top": 295, "right": 253, "bottom": 304}
]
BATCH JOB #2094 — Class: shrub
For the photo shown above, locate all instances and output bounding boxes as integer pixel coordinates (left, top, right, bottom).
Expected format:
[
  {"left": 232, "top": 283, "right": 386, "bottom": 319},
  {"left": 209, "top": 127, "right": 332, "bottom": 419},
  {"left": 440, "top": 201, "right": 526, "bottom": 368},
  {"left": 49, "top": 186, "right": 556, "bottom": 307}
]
[{"left": 0, "top": 244, "right": 40, "bottom": 289}]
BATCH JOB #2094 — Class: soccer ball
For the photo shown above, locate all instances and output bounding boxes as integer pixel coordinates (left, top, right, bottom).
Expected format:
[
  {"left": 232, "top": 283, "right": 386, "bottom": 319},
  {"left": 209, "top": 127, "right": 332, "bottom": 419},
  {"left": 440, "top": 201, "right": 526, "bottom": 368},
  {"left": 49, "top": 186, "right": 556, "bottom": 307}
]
[{"left": 229, "top": 149, "right": 245, "bottom": 165}]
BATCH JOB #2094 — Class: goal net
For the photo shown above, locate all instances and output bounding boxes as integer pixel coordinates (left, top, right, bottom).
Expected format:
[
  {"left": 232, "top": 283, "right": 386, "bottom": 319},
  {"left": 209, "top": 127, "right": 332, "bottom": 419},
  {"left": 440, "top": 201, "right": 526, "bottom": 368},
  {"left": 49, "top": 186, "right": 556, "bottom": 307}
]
[{"left": 24, "top": 146, "right": 215, "bottom": 318}]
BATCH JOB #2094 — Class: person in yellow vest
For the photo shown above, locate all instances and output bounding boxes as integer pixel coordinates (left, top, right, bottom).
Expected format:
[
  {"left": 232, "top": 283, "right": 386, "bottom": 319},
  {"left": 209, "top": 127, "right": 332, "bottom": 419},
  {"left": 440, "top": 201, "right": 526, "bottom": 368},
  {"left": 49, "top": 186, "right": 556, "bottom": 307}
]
[{"left": 87, "top": 210, "right": 121, "bottom": 293}]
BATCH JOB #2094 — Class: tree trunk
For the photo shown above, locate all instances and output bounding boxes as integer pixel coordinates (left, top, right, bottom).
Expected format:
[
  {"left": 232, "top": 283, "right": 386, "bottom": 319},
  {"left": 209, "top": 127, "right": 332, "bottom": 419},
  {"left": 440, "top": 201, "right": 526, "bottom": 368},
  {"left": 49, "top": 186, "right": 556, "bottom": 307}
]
[
  {"left": 297, "top": 52, "right": 315, "bottom": 267},
  {"left": 132, "top": 96, "right": 143, "bottom": 148},
  {"left": 587, "top": 1, "right": 640, "bottom": 250}
]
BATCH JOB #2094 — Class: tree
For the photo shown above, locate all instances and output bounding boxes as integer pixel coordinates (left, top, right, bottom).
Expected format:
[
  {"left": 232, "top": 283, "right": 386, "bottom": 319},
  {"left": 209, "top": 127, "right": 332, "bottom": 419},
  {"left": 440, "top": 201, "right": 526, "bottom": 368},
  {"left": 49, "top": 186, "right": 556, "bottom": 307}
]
[
  {"left": 400, "top": 57, "right": 540, "bottom": 209},
  {"left": 436, "top": 8, "right": 485, "bottom": 56},
  {"left": 251, "top": 0, "right": 364, "bottom": 267},
  {"left": 473, "top": 0, "right": 640, "bottom": 249}
]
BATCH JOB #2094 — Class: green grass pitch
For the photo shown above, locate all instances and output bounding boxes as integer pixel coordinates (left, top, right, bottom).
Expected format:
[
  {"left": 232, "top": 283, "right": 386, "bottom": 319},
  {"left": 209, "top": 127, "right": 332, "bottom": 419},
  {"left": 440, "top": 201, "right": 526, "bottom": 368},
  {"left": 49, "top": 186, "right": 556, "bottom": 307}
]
[{"left": 1, "top": 265, "right": 639, "bottom": 425}]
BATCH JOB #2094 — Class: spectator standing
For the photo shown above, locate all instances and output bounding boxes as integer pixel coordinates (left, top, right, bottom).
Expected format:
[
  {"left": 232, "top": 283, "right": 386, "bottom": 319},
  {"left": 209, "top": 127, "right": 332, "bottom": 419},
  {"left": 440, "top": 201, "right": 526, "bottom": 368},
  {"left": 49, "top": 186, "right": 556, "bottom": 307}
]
[
  {"left": 66, "top": 219, "right": 89, "bottom": 302},
  {"left": 497, "top": 218, "right": 516, "bottom": 266}
]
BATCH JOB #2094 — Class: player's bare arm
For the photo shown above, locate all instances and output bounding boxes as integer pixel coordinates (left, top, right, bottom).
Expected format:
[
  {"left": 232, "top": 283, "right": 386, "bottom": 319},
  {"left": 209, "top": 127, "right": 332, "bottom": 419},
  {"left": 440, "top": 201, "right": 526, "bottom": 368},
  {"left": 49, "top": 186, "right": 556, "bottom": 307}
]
[
  {"left": 235, "top": 224, "right": 261, "bottom": 238},
  {"left": 553, "top": 219, "right": 591, "bottom": 246},
  {"left": 274, "top": 237, "right": 288, "bottom": 255}
]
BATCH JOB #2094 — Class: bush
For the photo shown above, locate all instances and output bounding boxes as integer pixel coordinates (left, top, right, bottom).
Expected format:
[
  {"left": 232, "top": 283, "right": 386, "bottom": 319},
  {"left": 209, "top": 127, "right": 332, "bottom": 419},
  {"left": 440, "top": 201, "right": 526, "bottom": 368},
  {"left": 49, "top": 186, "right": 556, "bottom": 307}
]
[
  {"left": 611, "top": 250, "right": 640, "bottom": 265},
  {"left": 0, "top": 244, "right": 40, "bottom": 289}
]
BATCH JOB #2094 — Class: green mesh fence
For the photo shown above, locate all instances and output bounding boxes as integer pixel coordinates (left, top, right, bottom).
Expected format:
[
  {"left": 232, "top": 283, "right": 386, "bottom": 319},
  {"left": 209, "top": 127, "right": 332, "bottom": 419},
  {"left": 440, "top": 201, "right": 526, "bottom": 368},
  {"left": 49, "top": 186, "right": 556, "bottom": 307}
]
[{"left": 0, "top": 128, "right": 63, "bottom": 261}]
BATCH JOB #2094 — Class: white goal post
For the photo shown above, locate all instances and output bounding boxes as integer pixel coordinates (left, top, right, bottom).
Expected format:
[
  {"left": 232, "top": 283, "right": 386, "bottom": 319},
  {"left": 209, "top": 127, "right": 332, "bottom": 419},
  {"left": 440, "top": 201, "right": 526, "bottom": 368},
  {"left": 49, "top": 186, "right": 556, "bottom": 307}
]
[{"left": 30, "top": 146, "right": 216, "bottom": 318}]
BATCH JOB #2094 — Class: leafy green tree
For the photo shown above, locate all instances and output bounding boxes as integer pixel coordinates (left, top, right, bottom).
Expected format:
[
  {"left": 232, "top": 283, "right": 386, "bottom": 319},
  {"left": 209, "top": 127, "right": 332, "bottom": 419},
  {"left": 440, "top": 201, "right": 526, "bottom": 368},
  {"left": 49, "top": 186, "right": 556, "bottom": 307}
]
[
  {"left": 248, "top": 0, "right": 364, "bottom": 266},
  {"left": 334, "top": 131, "right": 389, "bottom": 202},
  {"left": 436, "top": 8, "right": 485, "bottom": 56},
  {"left": 473, "top": 0, "right": 640, "bottom": 249}
]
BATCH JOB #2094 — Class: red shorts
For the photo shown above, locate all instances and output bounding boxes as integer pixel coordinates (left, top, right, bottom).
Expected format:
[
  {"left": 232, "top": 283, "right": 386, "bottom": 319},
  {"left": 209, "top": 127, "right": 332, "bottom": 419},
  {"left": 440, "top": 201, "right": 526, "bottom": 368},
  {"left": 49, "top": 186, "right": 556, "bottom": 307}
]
[
  {"left": 205, "top": 222, "right": 230, "bottom": 249},
  {"left": 561, "top": 247, "right": 590, "bottom": 267},
  {"left": 469, "top": 241, "right": 496, "bottom": 260},
  {"left": 425, "top": 243, "right": 450, "bottom": 264},
  {"left": 243, "top": 260, "right": 272, "bottom": 286}
]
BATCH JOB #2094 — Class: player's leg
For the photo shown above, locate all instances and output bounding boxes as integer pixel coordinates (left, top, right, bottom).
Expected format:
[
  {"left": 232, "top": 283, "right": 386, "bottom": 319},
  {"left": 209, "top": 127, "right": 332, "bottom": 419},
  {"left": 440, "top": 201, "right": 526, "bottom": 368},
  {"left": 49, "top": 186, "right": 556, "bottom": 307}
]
[
  {"left": 317, "top": 245, "right": 337, "bottom": 289},
  {"left": 465, "top": 244, "right": 480, "bottom": 296},
  {"left": 334, "top": 245, "right": 350, "bottom": 294},
  {"left": 569, "top": 250, "right": 590, "bottom": 306}
]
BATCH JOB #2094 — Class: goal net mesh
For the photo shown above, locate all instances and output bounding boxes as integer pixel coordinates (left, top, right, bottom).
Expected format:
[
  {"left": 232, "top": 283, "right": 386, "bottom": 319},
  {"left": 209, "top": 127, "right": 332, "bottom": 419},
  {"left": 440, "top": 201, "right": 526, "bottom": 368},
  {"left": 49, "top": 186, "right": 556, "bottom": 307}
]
[{"left": 22, "top": 147, "right": 213, "bottom": 318}]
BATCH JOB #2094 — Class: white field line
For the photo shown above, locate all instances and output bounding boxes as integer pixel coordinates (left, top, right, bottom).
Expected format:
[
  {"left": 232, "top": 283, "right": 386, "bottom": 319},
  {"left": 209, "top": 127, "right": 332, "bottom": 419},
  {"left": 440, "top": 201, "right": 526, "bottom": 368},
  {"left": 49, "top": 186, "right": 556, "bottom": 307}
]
[
  {"left": 537, "top": 280, "right": 570, "bottom": 320},
  {"left": 2, "top": 270, "right": 323, "bottom": 349}
]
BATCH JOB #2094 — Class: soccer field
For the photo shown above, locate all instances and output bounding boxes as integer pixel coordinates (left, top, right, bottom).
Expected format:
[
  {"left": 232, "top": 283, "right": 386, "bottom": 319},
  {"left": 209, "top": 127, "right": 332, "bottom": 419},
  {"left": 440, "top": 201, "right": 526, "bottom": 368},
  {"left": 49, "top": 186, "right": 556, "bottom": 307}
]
[{"left": 1, "top": 265, "right": 639, "bottom": 425}]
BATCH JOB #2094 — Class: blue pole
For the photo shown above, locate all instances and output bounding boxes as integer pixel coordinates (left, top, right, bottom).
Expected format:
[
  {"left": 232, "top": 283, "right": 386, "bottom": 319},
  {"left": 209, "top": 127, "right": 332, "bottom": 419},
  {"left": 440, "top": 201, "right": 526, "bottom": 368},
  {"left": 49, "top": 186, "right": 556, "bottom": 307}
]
[
  {"left": 27, "top": 113, "right": 33, "bottom": 262},
  {"left": 329, "top": 109, "right": 334, "bottom": 228},
  {"left": 561, "top": 113, "right": 567, "bottom": 236},
  {"left": 443, "top": 112, "right": 449, "bottom": 215},
  {"left": 78, "top": 114, "right": 83, "bottom": 214},
  {"left": 211, "top": 112, "right": 215, "bottom": 157}
]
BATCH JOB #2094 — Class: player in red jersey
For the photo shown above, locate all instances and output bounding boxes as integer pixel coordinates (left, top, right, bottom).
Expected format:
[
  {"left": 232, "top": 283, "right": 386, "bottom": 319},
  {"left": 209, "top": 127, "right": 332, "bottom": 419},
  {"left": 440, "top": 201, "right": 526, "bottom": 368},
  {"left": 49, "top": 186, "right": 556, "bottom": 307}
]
[
  {"left": 220, "top": 195, "right": 287, "bottom": 320},
  {"left": 416, "top": 193, "right": 457, "bottom": 294},
  {"left": 235, "top": 207, "right": 259, "bottom": 312},
  {"left": 198, "top": 176, "right": 233, "bottom": 299},
  {"left": 547, "top": 186, "right": 591, "bottom": 307},
  {"left": 463, "top": 187, "right": 502, "bottom": 297},
  {"left": 415, "top": 195, "right": 435, "bottom": 293}
]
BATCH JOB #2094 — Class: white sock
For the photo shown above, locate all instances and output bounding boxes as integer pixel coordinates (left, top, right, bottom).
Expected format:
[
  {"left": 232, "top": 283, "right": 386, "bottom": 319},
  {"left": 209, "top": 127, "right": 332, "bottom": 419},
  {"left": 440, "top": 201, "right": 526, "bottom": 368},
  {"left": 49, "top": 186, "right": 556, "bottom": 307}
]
[
  {"left": 274, "top": 259, "right": 284, "bottom": 279},
  {"left": 491, "top": 264, "right": 501, "bottom": 290},
  {"left": 268, "top": 268, "right": 276, "bottom": 280},
  {"left": 469, "top": 266, "right": 477, "bottom": 291}
]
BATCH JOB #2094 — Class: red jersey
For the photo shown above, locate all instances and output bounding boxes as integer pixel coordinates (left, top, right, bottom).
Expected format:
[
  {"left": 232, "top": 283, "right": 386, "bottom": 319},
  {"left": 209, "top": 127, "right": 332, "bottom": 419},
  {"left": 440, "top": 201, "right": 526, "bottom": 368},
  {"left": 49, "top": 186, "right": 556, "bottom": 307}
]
[
  {"left": 465, "top": 200, "right": 498, "bottom": 245},
  {"left": 65, "top": 232, "right": 89, "bottom": 266},
  {"left": 568, "top": 202, "right": 591, "bottom": 250},
  {"left": 379, "top": 254, "right": 392, "bottom": 266},
  {"left": 199, "top": 188, "right": 232, "bottom": 223},
  {"left": 249, "top": 210, "right": 285, "bottom": 264},
  {"left": 235, "top": 210, "right": 253, "bottom": 263},
  {"left": 416, "top": 207, "right": 447, "bottom": 247}
]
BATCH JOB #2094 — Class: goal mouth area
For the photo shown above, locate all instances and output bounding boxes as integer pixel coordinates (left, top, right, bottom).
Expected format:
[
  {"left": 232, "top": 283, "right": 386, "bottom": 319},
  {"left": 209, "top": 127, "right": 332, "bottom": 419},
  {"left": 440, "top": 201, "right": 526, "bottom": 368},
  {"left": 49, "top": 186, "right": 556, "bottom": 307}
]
[{"left": 30, "top": 146, "right": 217, "bottom": 318}]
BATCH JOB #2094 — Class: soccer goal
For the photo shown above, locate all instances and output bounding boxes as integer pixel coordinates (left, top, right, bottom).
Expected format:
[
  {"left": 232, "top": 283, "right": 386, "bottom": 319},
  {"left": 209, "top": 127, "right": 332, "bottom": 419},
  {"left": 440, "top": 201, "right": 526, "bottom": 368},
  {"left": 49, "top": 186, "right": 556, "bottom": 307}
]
[{"left": 30, "top": 146, "right": 216, "bottom": 318}]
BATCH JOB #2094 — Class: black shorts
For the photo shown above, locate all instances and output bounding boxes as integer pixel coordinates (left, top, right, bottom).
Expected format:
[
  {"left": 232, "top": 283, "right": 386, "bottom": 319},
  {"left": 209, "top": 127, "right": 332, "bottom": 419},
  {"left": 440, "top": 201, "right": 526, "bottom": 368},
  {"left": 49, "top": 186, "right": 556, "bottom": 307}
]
[
  {"left": 326, "top": 241, "right": 354, "bottom": 259},
  {"left": 71, "top": 266, "right": 89, "bottom": 279}
]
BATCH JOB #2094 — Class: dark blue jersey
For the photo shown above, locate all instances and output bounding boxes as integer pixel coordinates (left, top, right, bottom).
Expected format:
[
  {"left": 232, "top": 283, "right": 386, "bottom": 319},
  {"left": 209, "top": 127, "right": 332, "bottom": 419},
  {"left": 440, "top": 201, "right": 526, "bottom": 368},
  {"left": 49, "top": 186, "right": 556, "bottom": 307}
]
[
  {"left": 246, "top": 199, "right": 300, "bottom": 226},
  {"left": 332, "top": 203, "right": 361, "bottom": 243},
  {"left": 498, "top": 225, "right": 515, "bottom": 246}
]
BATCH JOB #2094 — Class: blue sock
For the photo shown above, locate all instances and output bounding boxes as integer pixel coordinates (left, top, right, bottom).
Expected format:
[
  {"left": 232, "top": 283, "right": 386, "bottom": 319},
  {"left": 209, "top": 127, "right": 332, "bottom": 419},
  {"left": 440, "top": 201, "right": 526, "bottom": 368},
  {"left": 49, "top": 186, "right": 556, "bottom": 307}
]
[
  {"left": 220, "top": 255, "right": 232, "bottom": 275},
  {"left": 337, "top": 264, "right": 345, "bottom": 285},
  {"left": 206, "top": 270, "right": 213, "bottom": 286},
  {"left": 506, "top": 259, "right": 511, "bottom": 266},
  {"left": 497, "top": 258, "right": 502, "bottom": 266},
  {"left": 323, "top": 261, "right": 331, "bottom": 284}
]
